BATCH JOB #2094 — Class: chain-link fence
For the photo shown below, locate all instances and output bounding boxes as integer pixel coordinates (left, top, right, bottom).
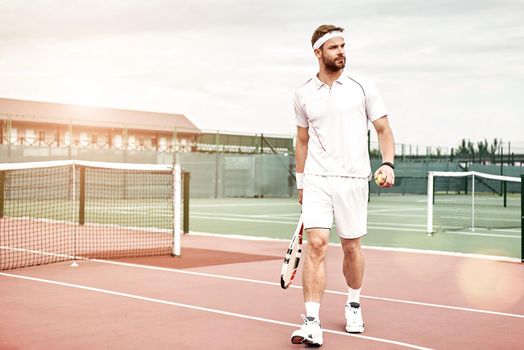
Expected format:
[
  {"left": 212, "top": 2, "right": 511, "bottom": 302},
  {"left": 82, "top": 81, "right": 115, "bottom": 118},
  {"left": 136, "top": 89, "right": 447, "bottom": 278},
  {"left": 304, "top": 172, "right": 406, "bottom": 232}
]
[{"left": 2, "top": 144, "right": 522, "bottom": 198}]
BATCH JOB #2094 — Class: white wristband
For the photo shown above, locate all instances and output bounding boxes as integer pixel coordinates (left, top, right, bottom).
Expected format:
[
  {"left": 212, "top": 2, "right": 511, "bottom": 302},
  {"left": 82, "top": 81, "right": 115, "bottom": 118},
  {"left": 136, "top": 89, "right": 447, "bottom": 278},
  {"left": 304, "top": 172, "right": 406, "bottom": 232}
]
[{"left": 296, "top": 173, "right": 304, "bottom": 190}]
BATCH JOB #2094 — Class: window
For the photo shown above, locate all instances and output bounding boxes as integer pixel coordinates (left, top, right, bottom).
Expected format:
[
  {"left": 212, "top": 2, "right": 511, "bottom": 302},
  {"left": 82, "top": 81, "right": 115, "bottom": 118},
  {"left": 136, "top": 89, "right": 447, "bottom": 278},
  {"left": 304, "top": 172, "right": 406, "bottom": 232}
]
[
  {"left": 114, "top": 134, "right": 123, "bottom": 148},
  {"left": 10, "top": 128, "right": 17, "bottom": 143},
  {"left": 159, "top": 137, "right": 167, "bottom": 150},
  {"left": 25, "top": 129, "right": 35, "bottom": 144},
  {"left": 128, "top": 135, "right": 136, "bottom": 148},
  {"left": 39, "top": 131, "right": 46, "bottom": 142},
  {"left": 80, "top": 132, "right": 89, "bottom": 147},
  {"left": 64, "top": 131, "right": 72, "bottom": 145},
  {"left": 92, "top": 134, "right": 98, "bottom": 144}
]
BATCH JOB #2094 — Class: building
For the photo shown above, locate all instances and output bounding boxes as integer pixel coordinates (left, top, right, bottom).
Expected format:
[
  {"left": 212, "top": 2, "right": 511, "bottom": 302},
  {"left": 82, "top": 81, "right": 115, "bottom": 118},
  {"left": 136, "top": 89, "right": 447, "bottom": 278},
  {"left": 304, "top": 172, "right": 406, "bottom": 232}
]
[{"left": 0, "top": 97, "right": 201, "bottom": 152}]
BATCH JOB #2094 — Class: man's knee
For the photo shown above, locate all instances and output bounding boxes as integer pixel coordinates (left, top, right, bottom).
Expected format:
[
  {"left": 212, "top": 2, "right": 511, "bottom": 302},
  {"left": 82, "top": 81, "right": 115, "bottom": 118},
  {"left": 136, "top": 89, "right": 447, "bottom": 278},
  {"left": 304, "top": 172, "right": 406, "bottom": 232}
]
[
  {"left": 341, "top": 238, "right": 361, "bottom": 257},
  {"left": 307, "top": 235, "right": 328, "bottom": 259}
]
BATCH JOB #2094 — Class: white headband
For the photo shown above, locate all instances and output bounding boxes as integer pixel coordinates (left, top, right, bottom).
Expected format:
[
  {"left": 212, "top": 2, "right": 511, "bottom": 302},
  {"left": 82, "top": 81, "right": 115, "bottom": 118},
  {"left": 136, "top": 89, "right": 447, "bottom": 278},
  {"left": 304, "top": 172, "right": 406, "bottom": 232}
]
[{"left": 312, "top": 30, "right": 345, "bottom": 50}]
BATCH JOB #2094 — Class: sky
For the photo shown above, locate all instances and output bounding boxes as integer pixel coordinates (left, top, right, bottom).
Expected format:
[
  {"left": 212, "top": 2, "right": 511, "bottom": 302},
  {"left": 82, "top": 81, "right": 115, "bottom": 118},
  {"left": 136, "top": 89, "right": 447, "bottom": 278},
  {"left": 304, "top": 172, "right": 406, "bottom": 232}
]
[{"left": 0, "top": 0, "right": 523, "bottom": 150}]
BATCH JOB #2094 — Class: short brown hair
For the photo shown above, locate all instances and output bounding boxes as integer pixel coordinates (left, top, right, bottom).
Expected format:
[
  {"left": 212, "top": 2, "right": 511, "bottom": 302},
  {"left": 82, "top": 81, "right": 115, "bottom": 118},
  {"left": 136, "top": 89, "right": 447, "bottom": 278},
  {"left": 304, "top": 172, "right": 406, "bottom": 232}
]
[{"left": 311, "top": 25, "right": 345, "bottom": 48}]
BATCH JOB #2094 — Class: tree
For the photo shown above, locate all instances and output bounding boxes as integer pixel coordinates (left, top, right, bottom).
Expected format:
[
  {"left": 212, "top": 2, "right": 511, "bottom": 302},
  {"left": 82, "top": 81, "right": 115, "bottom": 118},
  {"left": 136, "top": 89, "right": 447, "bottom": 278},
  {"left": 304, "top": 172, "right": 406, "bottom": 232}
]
[
  {"left": 477, "top": 139, "right": 488, "bottom": 163},
  {"left": 454, "top": 138, "right": 504, "bottom": 163},
  {"left": 456, "top": 138, "right": 469, "bottom": 156},
  {"left": 467, "top": 140, "right": 475, "bottom": 162},
  {"left": 489, "top": 138, "right": 502, "bottom": 163}
]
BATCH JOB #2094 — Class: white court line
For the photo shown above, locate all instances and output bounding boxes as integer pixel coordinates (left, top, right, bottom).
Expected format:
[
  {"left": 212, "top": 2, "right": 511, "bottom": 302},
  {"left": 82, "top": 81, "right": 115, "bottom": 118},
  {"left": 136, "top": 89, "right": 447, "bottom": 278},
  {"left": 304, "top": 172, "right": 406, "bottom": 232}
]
[
  {"left": 190, "top": 215, "right": 297, "bottom": 225},
  {"left": 0, "top": 272, "right": 432, "bottom": 350},
  {"left": 498, "top": 228, "right": 522, "bottom": 233},
  {"left": 440, "top": 216, "right": 520, "bottom": 223},
  {"left": 378, "top": 225, "right": 520, "bottom": 234},
  {"left": 190, "top": 215, "right": 520, "bottom": 239},
  {"left": 251, "top": 213, "right": 299, "bottom": 218},
  {"left": 377, "top": 222, "right": 518, "bottom": 234},
  {"left": 2, "top": 240, "right": 522, "bottom": 318},
  {"left": 191, "top": 207, "right": 424, "bottom": 216},
  {"left": 191, "top": 211, "right": 298, "bottom": 219},
  {"left": 188, "top": 231, "right": 522, "bottom": 263},
  {"left": 368, "top": 207, "right": 425, "bottom": 213},
  {"left": 0, "top": 246, "right": 75, "bottom": 259},
  {"left": 368, "top": 213, "right": 427, "bottom": 218},
  {"left": 4, "top": 230, "right": 516, "bottom": 263},
  {"left": 71, "top": 257, "right": 524, "bottom": 319},
  {"left": 444, "top": 231, "right": 520, "bottom": 238},
  {"left": 367, "top": 226, "right": 519, "bottom": 238},
  {"left": 190, "top": 214, "right": 430, "bottom": 227},
  {"left": 372, "top": 212, "right": 518, "bottom": 220},
  {"left": 190, "top": 215, "right": 431, "bottom": 229},
  {"left": 191, "top": 203, "right": 297, "bottom": 208}
]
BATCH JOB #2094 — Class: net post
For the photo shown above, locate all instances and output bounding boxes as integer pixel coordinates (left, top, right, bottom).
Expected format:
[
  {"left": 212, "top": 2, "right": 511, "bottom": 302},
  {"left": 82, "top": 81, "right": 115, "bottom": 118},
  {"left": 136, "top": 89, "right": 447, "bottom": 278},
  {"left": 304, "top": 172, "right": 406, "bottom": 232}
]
[
  {"left": 0, "top": 170, "right": 5, "bottom": 219},
  {"left": 521, "top": 174, "right": 523, "bottom": 263},
  {"left": 503, "top": 180, "right": 507, "bottom": 208},
  {"left": 79, "top": 166, "right": 86, "bottom": 226},
  {"left": 471, "top": 173, "right": 475, "bottom": 232},
  {"left": 183, "top": 171, "right": 190, "bottom": 234},
  {"left": 172, "top": 164, "right": 182, "bottom": 257},
  {"left": 432, "top": 175, "right": 436, "bottom": 205},
  {"left": 427, "top": 172, "right": 434, "bottom": 235},
  {"left": 71, "top": 163, "right": 79, "bottom": 267}
]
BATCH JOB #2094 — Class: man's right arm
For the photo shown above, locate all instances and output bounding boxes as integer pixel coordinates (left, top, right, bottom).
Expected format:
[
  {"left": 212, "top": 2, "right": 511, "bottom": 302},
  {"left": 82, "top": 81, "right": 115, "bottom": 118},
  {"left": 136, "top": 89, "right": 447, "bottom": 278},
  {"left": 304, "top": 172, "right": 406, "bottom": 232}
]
[{"left": 295, "top": 126, "right": 309, "bottom": 204}]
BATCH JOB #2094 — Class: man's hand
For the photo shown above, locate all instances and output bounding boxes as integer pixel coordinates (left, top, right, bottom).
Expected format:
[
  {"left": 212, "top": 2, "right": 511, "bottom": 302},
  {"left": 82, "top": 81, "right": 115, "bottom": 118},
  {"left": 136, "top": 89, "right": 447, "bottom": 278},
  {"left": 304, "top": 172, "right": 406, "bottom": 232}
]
[
  {"left": 298, "top": 189, "right": 303, "bottom": 204},
  {"left": 373, "top": 165, "right": 395, "bottom": 188}
]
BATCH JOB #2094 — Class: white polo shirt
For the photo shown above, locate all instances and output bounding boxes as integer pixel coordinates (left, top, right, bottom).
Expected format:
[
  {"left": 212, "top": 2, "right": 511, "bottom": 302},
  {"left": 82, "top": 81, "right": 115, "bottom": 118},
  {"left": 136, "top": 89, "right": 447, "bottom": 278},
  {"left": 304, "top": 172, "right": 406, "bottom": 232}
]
[{"left": 294, "top": 71, "right": 388, "bottom": 179}]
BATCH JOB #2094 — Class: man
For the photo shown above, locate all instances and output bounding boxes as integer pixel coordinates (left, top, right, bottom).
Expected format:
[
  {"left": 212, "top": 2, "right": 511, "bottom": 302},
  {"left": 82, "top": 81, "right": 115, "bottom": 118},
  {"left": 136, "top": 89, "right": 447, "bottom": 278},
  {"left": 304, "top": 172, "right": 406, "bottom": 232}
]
[{"left": 291, "top": 24, "right": 395, "bottom": 347}]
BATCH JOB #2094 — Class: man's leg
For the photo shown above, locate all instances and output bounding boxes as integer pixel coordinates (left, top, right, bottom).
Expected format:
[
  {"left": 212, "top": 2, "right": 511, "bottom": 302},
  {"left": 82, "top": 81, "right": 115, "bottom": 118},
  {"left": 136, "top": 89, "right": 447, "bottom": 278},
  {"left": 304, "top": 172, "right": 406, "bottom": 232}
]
[
  {"left": 291, "top": 228, "right": 329, "bottom": 346},
  {"left": 341, "top": 237, "right": 365, "bottom": 333},
  {"left": 341, "top": 237, "right": 364, "bottom": 290},
  {"left": 303, "top": 228, "right": 330, "bottom": 305}
]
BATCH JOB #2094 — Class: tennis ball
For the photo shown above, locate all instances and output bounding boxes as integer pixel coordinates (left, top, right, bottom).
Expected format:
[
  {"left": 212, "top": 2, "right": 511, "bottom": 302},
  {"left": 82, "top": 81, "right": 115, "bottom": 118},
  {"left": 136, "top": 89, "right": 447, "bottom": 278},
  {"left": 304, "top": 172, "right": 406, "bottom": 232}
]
[{"left": 375, "top": 173, "right": 385, "bottom": 186}]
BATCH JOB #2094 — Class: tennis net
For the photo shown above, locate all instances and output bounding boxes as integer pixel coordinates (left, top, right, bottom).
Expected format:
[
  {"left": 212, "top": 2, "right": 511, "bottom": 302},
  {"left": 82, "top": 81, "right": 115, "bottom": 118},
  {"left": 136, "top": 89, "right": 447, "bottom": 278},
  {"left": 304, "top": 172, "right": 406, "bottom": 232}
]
[
  {"left": 427, "top": 171, "right": 521, "bottom": 235},
  {"left": 0, "top": 160, "right": 189, "bottom": 270},
  {"left": 427, "top": 171, "right": 524, "bottom": 262}
]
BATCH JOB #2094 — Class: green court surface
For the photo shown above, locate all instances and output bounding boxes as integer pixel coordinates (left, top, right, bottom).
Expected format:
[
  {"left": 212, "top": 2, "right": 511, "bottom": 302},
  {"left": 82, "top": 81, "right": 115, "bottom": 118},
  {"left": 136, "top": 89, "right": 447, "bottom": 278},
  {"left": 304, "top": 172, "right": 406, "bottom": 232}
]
[{"left": 189, "top": 195, "right": 522, "bottom": 260}]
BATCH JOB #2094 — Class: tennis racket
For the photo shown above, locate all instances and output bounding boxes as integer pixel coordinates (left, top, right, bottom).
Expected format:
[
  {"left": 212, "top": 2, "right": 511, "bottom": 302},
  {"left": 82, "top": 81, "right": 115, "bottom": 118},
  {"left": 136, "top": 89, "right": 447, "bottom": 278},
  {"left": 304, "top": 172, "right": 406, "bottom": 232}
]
[{"left": 280, "top": 214, "right": 304, "bottom": 289}]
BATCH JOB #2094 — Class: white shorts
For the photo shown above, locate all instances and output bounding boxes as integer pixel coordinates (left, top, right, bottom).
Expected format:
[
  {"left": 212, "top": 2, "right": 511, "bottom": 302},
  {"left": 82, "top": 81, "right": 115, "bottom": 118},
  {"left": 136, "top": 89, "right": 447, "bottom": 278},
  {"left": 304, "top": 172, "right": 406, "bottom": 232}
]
[{"left": 302, "top": 175, "right": 368, "bottom": 239}]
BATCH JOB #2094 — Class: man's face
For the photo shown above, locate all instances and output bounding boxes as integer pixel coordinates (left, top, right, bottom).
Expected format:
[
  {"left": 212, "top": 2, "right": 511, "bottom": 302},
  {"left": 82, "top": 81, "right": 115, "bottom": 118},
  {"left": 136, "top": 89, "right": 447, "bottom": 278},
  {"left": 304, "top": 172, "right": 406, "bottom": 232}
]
[{"left": 316, "top": 37, "right": 346, "bottom": 72}]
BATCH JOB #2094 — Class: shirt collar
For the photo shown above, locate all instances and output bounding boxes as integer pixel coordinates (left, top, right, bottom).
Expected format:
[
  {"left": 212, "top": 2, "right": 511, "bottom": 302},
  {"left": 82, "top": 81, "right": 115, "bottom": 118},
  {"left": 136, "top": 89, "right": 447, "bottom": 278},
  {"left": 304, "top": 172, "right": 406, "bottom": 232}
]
[{"left": 313, "top": 71, "right": 348, "bottom": 89}]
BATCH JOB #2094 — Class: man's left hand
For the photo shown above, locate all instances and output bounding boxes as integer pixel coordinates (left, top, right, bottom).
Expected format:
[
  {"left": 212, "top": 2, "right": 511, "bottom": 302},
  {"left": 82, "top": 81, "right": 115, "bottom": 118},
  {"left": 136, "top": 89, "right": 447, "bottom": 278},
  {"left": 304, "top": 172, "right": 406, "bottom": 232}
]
[{"left": 374, "top": 165, "right": 395, "bottom": 188}]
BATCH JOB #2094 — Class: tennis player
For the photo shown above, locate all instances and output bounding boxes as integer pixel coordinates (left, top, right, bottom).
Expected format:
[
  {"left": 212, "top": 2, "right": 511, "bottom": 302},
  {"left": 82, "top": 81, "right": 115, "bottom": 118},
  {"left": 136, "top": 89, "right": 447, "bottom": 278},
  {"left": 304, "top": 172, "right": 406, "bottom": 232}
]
[{"left": 291, "top": 24, "right": 395, "bottom": 347}]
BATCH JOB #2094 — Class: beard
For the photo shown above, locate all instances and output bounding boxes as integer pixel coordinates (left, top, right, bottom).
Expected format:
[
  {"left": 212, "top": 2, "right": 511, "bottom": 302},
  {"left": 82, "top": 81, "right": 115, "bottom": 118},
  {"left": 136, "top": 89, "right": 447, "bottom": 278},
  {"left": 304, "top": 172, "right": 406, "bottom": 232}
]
[{"left": 323, "top": 55, "right": 346, "bottom": 72}]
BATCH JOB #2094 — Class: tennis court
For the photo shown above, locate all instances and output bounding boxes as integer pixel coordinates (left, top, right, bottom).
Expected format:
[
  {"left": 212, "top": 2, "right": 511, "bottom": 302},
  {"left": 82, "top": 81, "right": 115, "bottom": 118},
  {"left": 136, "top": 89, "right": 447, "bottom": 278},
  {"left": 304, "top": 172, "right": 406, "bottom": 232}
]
[
  {"left": 190, "top": 195, "right": 522, "bottom": 260},
  {"left": 2, "top": 192, "right": 523, "bottom": 349}
]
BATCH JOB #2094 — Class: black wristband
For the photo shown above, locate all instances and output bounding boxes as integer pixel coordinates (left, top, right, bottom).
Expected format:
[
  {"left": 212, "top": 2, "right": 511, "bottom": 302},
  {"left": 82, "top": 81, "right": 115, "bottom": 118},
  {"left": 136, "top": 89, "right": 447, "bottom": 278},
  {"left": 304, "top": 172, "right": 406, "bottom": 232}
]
[{"left": 381, "top": 161, "right": 395, "bottom": 170}]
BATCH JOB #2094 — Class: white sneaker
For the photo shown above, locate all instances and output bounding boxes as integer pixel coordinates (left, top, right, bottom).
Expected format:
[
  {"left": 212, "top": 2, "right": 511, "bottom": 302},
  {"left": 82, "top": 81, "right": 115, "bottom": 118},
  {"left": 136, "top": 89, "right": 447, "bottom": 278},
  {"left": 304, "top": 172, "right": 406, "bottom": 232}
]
[
  {"left": 291, "top": 315, "right": 323, "bottom": 347},
  {"left": 345, "top": 302, "right": 365, "bottom": 333}
]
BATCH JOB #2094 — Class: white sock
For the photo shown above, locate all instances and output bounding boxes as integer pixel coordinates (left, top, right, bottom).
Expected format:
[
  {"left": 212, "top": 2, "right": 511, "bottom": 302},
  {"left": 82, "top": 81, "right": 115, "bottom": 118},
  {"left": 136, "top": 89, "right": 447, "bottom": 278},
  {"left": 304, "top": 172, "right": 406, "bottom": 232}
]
[
  {"left": 305, "top": 301, "right": 320, "bottom": 320},
  {"left": 347, "top": 286, "right": 361, "bottom": 304}
]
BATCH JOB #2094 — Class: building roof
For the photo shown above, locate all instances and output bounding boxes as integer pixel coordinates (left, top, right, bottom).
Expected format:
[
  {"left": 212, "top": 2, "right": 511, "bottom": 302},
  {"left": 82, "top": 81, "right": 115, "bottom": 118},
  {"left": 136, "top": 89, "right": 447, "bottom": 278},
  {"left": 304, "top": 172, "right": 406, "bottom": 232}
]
[{"left": 0, "top": 97, "right": 201, "bottom": 134}]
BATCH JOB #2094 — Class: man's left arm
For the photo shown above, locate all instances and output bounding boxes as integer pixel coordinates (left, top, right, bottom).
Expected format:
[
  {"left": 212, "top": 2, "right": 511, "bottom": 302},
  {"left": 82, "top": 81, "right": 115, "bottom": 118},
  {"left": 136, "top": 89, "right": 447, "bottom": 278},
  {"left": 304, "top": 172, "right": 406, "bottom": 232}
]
[{"left": 372, "top": 116, "right": 395, "bottom": 187}]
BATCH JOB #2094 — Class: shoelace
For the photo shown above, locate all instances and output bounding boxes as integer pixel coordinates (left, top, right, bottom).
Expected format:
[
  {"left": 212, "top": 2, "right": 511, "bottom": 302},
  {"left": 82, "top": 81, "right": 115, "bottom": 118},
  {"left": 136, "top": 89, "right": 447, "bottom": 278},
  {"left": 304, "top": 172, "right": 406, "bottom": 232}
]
[
  {"left": 347, "top": 303, "right": 361, "bottom": 315},
  {"left": 300, "top": 314, "right": 320, "bottom": 337},
  {"left": 300, "top": 314, "right": 320, "bottom": 327},
  {"left": 346, "top": 305, "right": 363, "bottom": 326}
]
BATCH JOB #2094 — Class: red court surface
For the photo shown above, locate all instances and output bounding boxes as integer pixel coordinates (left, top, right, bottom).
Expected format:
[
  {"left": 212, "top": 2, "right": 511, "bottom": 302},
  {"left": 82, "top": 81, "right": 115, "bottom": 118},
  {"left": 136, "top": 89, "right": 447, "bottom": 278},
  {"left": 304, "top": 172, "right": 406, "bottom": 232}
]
[{"left": 1, "top": 234, "right": 523, "bottom": 349}]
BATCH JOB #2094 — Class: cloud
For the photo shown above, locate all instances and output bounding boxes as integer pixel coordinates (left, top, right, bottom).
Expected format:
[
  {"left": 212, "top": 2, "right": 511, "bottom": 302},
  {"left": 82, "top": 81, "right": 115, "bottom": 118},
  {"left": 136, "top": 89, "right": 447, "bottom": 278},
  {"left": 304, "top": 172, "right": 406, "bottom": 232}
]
[{"left": 0, "top": 0, "right": 523, "bottom": 147}]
